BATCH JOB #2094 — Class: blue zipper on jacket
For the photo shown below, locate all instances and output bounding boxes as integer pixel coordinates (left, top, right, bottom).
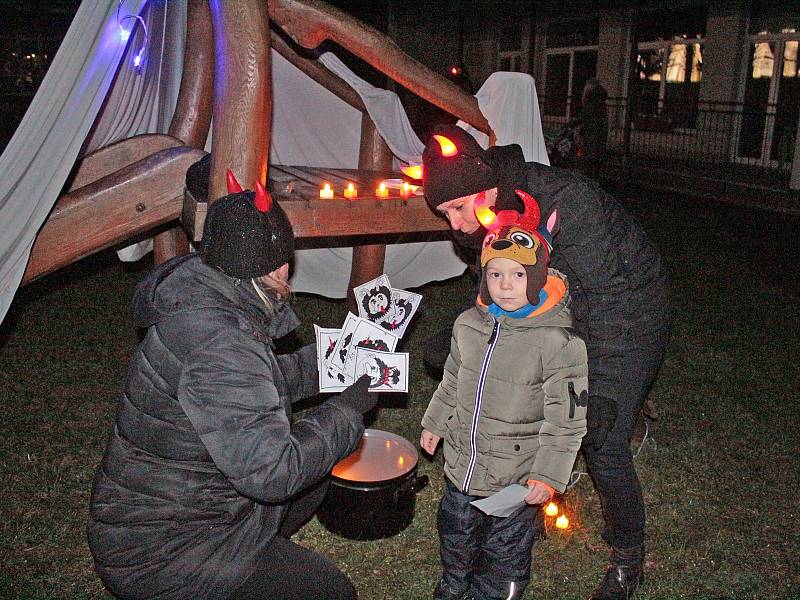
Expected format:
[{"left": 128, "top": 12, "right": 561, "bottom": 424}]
[{"left": 462, "top": 316, "right": 500, "bottom": 493}]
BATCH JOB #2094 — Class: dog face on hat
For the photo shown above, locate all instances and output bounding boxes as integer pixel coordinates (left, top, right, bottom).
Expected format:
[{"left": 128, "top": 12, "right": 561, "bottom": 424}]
[
  {"left": 481, "top": 225, "right": 542, "bottom": 268},
  {"left": 479, "top": 190, "right": 559, "bottom": 307}
]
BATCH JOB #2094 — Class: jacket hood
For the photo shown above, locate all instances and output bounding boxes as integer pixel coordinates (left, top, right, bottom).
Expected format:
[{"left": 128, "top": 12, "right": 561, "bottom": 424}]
[
  {"left": 476, "top": 268, "right": 573, "bottom": 330},
  {"left": 131, "top": 254, "right": 299, "bottom": 338}
]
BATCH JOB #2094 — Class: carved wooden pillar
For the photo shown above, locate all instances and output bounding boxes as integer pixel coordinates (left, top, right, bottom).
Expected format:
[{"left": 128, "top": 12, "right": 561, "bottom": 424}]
[
  {"left": 207, "top": 0, "right": 271, "bottom": 201},
  {"left": 347, "top": 115, "right": 392, "bottom": 309},
  {"left": 155, "top": 0, "right": 214, "bottom": 265}
]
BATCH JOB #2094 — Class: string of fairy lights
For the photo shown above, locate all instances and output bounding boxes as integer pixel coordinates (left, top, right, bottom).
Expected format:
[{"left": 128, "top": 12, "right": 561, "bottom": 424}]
[{"left": 116, "top": 0, "right": 148, "bottom": 70}]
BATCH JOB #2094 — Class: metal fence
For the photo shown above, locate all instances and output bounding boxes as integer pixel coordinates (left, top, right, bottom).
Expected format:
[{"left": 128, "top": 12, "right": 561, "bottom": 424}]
[{"left": 541, "top": 97, "right": 797, "bottom": 189}]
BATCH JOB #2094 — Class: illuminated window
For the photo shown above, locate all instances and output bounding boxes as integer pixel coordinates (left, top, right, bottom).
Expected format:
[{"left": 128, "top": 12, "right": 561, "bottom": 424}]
[
  {"left": 737, "top": 4, "right": 800, "bottom": 166},
  {"left": 631, "top": 8, "right": 706, "bottom": 129}
]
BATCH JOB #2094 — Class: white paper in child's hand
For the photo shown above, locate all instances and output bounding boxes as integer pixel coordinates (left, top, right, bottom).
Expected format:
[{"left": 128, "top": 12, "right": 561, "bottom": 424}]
[
  {"left": 469, "top": 484, "right": 530, "bottom": 517},
  {"left": 342, "top": 319, "right": 398, "bottom": 379},
  {"left": 376, "top": 289, "right": 422, "bottom": 339},
  {"left": 354, "top": 275, "right": 393, "bottom": 323},
  {"left": 354, "top": 347, "right": 409, "bottom": 393},
  {"left": 314, "top": 325, "right": 347, "bottom": 392}
]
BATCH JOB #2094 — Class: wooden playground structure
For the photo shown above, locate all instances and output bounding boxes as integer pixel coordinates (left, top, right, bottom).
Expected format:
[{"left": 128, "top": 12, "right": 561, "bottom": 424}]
[{"left": 24, "top": 0, "right": 493, "bottom": 296}]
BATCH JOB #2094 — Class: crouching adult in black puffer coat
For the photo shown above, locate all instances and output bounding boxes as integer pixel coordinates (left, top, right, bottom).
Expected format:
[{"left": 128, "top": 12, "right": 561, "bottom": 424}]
[
  {"left": 421, "top": 126, "right": 670, "bottom": 600},
  {"left": 87, "top": 178, "right": 375, "bottom": 600}
]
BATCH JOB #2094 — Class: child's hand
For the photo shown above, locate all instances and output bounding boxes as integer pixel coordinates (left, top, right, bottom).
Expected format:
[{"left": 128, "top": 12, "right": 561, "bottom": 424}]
[
  {"left": 524, "top": 480, "right": 555, "bottom": 505},
  {"left": 420, "top": 430, "right": 441, "bottom": 455}
]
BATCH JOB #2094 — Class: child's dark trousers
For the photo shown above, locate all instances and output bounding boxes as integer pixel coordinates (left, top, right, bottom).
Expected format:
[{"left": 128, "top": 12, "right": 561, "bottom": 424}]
[{"left": 438, "top": 479, "right": 539, "bottom": 600}]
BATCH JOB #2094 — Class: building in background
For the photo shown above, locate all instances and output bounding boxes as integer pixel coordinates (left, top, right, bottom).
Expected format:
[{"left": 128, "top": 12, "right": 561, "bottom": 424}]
[{"left": 386, "top": 0, "right": 800, "bottom": 192}]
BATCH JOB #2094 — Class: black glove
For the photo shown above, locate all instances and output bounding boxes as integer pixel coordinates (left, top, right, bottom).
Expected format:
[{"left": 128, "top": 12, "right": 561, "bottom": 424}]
[
  {"left": 582, "top": 395, "right": 618, "bottom": 451},
  {"left": 335, "top": 375, "right": 376, "bottom": 414}
]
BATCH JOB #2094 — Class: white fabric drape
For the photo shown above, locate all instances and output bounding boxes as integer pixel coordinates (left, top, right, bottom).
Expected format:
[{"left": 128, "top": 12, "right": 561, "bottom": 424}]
[
  {"left": 0, "top": 0, "right": 150, "bottom": 325},
  {"left": 458, "top": 71, "right": 550, "bottom": 165}
]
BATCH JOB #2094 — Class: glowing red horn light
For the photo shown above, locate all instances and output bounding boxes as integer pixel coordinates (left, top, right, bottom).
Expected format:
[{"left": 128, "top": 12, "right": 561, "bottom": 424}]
[
  {"left": 433, "top": 134, "right": 458, "bottom": 157},
  {"left": 254, "top": 180, "right": 272, "bottom": 213},
  {"left": 226, "top": 169, "right": 244, "bottom": 194}
]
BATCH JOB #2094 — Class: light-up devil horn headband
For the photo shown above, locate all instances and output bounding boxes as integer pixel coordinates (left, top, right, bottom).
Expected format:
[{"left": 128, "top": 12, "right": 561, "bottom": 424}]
[
  {"left": 226, "top": 169, "right": 244, "bottom": 194},
  {"left": 254, "top": 181, "right": 272, "bottom": 213},
  {"left": 226, "top": 169, "right": 272, "bottom": 214},
  {"left": 432, "top": 134, "right": 458, "bottom": 157},
  {"left": 514, "top": 189, "right": 541, "bottom": 232}
]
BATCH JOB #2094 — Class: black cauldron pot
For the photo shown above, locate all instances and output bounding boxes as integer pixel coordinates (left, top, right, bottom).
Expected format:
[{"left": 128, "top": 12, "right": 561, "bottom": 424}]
[{"left": 318, "top": 429, "right": 428, "bottom": 540}]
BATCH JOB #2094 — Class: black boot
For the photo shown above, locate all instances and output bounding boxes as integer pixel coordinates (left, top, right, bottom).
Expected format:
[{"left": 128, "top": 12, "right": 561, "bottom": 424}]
[{"left": 588, "top": 545, "right": 644, "bottom": 600}]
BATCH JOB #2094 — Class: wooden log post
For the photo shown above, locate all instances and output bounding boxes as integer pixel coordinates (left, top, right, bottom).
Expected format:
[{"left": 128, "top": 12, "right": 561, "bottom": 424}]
[
  {"left": 154, "top": 0, "right": 214, "bottom": 265},
  {"left": 207, "top": 0, "right": 272, "bottom": 202},
  {"left": 268, "top": 0, "right": 490, "bottom": 135},
  {"left": 346, "top": 115, "right": 393, "bottom": 311}
]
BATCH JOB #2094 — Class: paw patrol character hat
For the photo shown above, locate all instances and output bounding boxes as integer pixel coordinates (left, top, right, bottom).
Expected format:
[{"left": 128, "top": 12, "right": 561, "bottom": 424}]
[{"left": 479, "top": 189, "right": 558, "bottom": 306}]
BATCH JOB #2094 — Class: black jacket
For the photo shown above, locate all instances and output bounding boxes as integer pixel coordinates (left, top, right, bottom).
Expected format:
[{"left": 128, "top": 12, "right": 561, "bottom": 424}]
[
  {"left": 486, "top": 163, "right": 670, "bottom": 405},
  {"left": 88, "top": 254, "right": 364, "bottom": 599},
  {"left": 521, "top": 164, "right": 669, "bottom": 340}
]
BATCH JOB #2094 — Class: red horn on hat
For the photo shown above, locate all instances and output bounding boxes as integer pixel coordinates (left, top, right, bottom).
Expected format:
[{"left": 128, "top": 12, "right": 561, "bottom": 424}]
[
  {"left": 254, "top": 180, "right": 272, "bottom": 213},
  {"left": 514, "top": 189, "right": 541, "bottom": 231},
  {"left": 433, "top": 134, "right": 458, "bottom": 157},
  {"left": 226, "top": 169, "right": 244, "bottom": 194}
]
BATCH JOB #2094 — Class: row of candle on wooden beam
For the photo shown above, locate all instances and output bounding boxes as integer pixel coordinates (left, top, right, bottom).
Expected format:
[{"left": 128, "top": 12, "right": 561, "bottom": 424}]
[{"left": 319, "top": 181, "right": 416, "bottom": 199}]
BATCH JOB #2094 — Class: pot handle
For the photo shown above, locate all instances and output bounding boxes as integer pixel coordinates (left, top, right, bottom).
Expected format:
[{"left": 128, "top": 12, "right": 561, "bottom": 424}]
[{"left": 398, "top": 474, "right": 429, "bottom": 497}]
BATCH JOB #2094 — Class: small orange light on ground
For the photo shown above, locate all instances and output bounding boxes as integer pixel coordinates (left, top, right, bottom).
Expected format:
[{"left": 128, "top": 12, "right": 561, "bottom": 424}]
[
  {"left": 376, "top": 182, "right": 389, "bottom": 198},
  {"left": 545, "top": 502, "right": 559, "bottom": 517},
  {"left": 400, "top": 182, "right": 412, "bottom": 198},
  {"left": 555, "top": 514, "right": 570, "bottom": 529},
  {"left": 343, "top": 182, "right": 357, "bottom": 198},
  {"left": 320, "top": 183, "right": 334, "bottom": 199}
]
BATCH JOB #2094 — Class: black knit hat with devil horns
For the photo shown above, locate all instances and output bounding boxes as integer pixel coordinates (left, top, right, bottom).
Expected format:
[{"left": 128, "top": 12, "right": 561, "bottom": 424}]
[
  {"left": 200, "top": 171, "right": 294, "bottom": 279},
  {"left": 422, "top": 126, "right": 497, "bottom": 209},
  {"left": 422, "top": 125, "right": 527, "bottom": 211}
]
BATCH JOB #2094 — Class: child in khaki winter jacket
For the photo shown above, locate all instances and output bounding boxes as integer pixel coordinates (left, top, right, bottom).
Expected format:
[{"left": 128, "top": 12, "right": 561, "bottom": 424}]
[{"left": 421, "top": 190, "right": 588, "bottom": 600}]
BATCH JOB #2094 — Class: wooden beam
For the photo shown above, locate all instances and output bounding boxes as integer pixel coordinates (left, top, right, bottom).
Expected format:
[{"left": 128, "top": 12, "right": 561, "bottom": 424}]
[
  {"left": 268, "top": 0, "right": 491, "bottom": 135},
  {"left": 271, "top": 30, "right": 365, "bottom": 112},
  {"left": 347, "top": 114, "right": 392, "bottom": 309},
  {"left": 208, "top": 0, "right": 272, "bottom": 200},
  {"left": 67, "top": 134, "right": 184, "bottom": 192},
  {"left": 168, "top": 0, "right": 214, "bottom": 149},
  {"left": 157, "top": 0, "right": 214, "bottom": 266},
  {"left": 23, "top": 147, "right": 205, "bottom": 285}
]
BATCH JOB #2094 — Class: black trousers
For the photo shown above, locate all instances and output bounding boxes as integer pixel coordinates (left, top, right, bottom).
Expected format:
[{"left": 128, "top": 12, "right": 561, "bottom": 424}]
[
  {"left": 438, "top": 480, "right": 538, "bottom": 600},
  {"left": 582, "top": 326, "right": 669, "bottom": 551},
  {"left": 229, "top": 480, "right": 357, "bottom": 600}
]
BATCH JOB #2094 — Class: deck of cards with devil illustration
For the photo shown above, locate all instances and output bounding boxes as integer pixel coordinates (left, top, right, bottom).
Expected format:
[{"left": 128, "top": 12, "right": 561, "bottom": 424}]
[{"left": 315, "top": 274, "right": 421, "bottom": 393}]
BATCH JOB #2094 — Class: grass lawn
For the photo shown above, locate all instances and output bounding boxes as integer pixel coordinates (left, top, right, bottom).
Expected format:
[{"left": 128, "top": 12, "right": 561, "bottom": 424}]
[{"left": 1, "top": 184, "right": 798, "bottom": 599}]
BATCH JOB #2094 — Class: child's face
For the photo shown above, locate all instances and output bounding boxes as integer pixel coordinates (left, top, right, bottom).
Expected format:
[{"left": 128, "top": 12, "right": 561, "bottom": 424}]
[{"left": 486, "top": 257, "right": 528, "bottom": 312}]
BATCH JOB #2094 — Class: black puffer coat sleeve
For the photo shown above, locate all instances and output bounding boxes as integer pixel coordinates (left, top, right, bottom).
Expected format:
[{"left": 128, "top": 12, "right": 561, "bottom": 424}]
[
  {"left": 275, "top": 343, "right": 319, "bottom": 404},
  {"left": 177, "top": 329, "right": 363, "bottom": 503}
]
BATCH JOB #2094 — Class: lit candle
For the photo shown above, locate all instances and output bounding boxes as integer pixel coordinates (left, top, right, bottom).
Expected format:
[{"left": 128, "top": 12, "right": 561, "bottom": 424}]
[
  {"left": 343, "top": 182, "right": 358, "bottom": 199},
  {"left": 555, "top": 514, "right": 570, "bottom": 529},
  {"left": 319, "top": 183, "right": 334, "bottom": 199},
  {"left": 399, "top": 181, "right": 412, "bottom": 198},
  {"left": 544, "top": 502, "right": 559, "bottom": 517},
  {"left": 376, "top": 182, "right": 389, "bottom": 198}
]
